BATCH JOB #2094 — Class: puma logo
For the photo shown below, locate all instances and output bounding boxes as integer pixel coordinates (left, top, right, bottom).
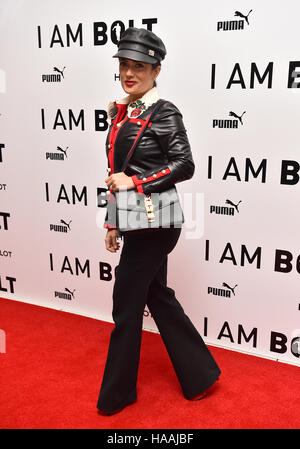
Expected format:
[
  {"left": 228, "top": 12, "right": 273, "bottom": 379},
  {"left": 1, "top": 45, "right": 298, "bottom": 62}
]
[
  {"left": 225, "top": 199, "right": 242, "bottom": 213},
  {"left": 222, "top": 283, "right": 238, "bottom": 296},
  {"left": 65, "top": 288, "right": 75, "bottom": 298},
  {"left": 57, "top": 146, "right": 69, "bottom": 158},
  {"left": 60, "top": 219, "right": 72, "bottom": 231},
  {"left": 210, "top": 199, "right": 242, "bottom": 216},
  {"left": 53, "top": 66, "right": 66, "bottom": 78},
  {"left": 229, "top": 111, "right": 246, "bottom": 125},
  {"left": 234, "top": 9, "right": 253, "bottom": 25}
]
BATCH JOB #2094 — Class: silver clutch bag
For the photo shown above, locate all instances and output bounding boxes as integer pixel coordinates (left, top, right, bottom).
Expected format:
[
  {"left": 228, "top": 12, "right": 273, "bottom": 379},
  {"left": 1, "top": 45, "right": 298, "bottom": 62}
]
[{"left": 114, "top": 186, "right": 184, "bottom": 232}]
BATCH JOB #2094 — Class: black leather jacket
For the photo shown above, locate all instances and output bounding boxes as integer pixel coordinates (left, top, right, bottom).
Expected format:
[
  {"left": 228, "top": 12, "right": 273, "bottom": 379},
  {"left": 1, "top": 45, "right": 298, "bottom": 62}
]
[{"left": 104, "top": 98, "right": 195, "bottom": 231}]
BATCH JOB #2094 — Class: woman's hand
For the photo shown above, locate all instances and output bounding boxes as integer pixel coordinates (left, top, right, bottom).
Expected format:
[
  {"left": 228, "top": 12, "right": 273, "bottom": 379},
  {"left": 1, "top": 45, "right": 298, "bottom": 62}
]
[
  {"left": 105, "top": 172, "right": 135, "bottom": 192},
  {"left": 105, "top": 229, "right": 120, "bottom": 252}
]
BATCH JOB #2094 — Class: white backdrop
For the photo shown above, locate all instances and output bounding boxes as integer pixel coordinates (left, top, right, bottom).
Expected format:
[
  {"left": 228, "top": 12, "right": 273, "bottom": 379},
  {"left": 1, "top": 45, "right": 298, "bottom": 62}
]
[{"left": 1, "top": 0, "right": 300, "bottom": 365}]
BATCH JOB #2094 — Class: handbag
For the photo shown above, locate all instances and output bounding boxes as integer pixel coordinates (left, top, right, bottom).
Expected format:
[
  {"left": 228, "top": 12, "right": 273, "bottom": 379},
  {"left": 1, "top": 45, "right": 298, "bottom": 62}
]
[{"left": 109, "top": 99, "right": 185, "bottom": 232}]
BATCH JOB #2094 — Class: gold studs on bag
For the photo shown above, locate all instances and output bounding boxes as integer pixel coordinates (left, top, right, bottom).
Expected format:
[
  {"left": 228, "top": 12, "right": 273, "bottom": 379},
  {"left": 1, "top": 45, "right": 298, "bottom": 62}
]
[{"left": 144, "top": 195, "right": 155, "bottom": 222}]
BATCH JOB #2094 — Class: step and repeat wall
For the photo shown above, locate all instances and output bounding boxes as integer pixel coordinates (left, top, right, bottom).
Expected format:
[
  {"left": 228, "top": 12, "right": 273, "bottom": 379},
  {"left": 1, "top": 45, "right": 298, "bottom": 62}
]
[{"left": 1, "top": 0, "right": 300, "bottom": 365}]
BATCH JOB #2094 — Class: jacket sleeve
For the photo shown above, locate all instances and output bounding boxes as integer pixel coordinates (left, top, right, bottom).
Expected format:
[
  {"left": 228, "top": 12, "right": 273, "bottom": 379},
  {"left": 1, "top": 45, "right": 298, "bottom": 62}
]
[{"left": 130, "top": 101, "right": 195, "bottom": 195}]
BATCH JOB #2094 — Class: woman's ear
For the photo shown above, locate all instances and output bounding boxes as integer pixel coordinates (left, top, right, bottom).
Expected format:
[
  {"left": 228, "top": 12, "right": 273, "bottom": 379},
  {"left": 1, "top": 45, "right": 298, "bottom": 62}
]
[
  {"left": 153, "top": 65, "right": 161, "bottom": 84},
  {"left": 155, "top": 65, "right": 161, "bottom": 77}
]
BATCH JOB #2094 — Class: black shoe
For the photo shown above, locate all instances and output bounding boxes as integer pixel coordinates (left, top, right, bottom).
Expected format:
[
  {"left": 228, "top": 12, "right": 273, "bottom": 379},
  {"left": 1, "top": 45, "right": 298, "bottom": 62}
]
[
  {"left": 188, "top": 391, "right": 207, "bottom": 401},
  {"left": 97, "top": 399, "right": 137, "bottom": 416},
  {"left": 187, "top": 378, "right": 219, "bottom": 401}
]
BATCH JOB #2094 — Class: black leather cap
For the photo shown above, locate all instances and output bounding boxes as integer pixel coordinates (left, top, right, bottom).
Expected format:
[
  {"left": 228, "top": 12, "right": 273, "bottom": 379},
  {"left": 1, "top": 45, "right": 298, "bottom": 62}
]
[{"left": 113, "top": 27, "right": 166, "bottom": 64}]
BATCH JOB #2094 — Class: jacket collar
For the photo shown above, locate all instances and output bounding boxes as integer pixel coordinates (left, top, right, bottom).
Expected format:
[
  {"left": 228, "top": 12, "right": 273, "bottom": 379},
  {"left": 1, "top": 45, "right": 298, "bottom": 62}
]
[{"left": 108, "top": 86, "right": 160, "bottom": 119}]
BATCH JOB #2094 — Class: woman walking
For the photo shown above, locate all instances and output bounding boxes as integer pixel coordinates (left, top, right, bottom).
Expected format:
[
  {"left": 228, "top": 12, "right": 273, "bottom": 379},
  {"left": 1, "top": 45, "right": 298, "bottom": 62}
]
[{"left": 97, "top": 27, "right": 221, "bottom": 415}]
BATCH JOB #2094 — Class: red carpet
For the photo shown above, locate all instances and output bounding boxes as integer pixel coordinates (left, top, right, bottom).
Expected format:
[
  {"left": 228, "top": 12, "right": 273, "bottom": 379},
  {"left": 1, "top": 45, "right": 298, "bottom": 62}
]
[{"left": 0, "top": 297, "right": 299, "bottom": 429}]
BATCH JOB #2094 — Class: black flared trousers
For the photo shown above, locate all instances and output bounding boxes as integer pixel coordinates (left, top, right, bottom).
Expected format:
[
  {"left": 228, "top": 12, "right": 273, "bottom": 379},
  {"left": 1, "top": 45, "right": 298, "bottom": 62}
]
[{"left": 97, "top": 227, "right": 221, "bottom": 412}]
